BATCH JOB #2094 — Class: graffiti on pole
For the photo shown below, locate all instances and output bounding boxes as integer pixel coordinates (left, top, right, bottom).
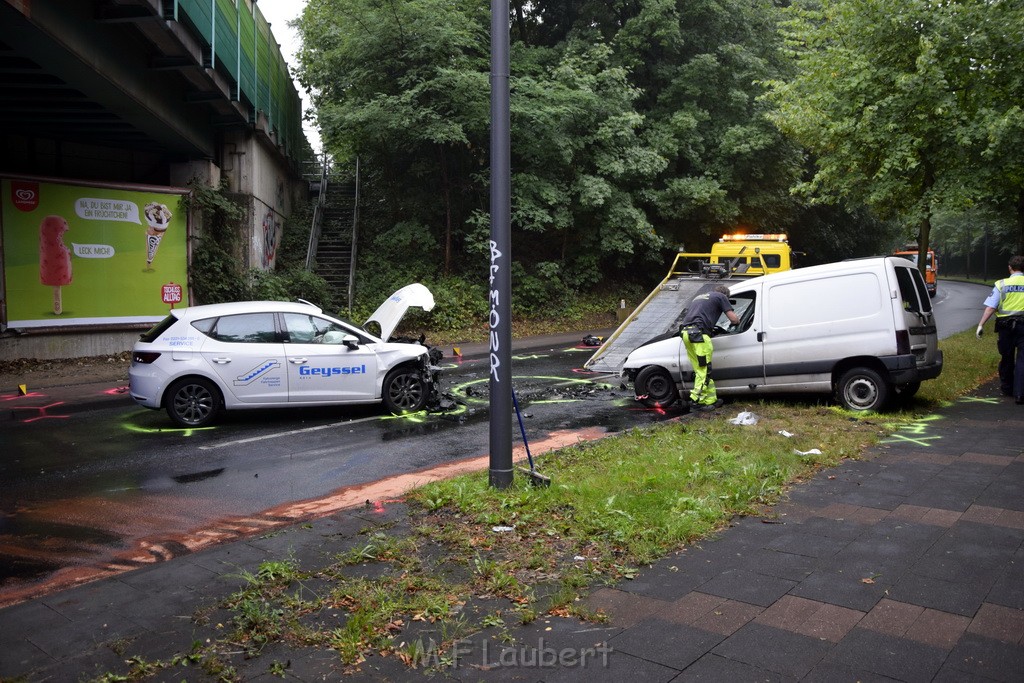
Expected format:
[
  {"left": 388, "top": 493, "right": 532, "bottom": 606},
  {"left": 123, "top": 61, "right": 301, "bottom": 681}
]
[{"left": 489, "top": 239, "right": 502, "bottom": 382}]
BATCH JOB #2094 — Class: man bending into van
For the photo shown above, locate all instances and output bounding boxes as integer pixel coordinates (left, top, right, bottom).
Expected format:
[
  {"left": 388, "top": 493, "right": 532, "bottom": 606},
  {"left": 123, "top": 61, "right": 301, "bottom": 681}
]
[
  {"left": 679, "top": 285, "right": 740, "bottom": 411},
  {"left": 977, "top": 254, "right": 1024, "bottom": 404}
]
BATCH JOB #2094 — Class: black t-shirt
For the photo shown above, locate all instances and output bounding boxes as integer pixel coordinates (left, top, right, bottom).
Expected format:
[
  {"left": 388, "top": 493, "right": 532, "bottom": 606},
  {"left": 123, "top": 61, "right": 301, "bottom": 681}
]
[{"left": 680, "top": 291, "right": 733, "bottom": 335}]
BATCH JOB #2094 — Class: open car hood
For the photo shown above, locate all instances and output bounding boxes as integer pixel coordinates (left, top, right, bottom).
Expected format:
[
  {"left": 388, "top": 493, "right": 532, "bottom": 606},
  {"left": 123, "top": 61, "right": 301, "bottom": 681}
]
[{"left": 364, "top": 283, "right": 435, "bottom": 341}]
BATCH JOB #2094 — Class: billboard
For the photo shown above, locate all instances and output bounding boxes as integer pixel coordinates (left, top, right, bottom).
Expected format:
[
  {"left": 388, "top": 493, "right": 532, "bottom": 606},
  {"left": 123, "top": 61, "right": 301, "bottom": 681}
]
[{"left": 1, "top": 177, "right": 189, "bottom": 328}]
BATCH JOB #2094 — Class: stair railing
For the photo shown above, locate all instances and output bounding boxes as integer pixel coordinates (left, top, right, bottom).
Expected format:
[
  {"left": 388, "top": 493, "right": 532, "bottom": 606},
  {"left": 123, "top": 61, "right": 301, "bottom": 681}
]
[
  {"left": 305, "top": 152, "right": 331, "bottom": 271},
  {"left": 346, "top": 156, "right": 360, "bottom": 314}
]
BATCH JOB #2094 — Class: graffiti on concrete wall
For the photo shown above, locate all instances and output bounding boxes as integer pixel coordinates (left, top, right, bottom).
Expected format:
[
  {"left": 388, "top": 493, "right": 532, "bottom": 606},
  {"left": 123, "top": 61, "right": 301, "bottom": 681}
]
[
  {"left": 259, "top": 208, "right": 280, "bottom": 269},
  {"left": 256, "top": 180, "right": 286, "bottom": 270}
]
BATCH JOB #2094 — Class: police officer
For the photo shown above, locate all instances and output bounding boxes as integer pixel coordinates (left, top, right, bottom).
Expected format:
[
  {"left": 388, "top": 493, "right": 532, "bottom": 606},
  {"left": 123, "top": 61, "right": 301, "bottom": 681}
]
[
  {"left": 679, "top": 285, "right": 740, "bottom": 410},
  {"left": 977, "top": 255, "right": 1024, "bottom": 404}
]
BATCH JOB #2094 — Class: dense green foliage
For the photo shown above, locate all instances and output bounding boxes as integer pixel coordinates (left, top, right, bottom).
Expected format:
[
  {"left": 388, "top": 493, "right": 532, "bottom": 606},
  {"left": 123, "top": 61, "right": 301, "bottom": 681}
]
[
  {"left": 188, "top": 185, "right": 334, "bottom": 308},
  {"left": 244, "top": 0, "right": 1024, "bottom": 325},
  {"left": 186, "top": 181, "right": 249, "bottom": 305},
  {"left": 766, "top": 0, "right": 1024, "bottom": 266},
  {"left": 294, "top": 0, "right": 914, "bottom": 315}
]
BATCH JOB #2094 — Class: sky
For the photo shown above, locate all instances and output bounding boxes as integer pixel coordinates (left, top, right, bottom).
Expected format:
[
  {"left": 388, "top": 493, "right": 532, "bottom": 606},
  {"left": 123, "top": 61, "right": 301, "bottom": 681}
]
[{"left": 258, "top": 0, "right": 322, "bottom": 153}]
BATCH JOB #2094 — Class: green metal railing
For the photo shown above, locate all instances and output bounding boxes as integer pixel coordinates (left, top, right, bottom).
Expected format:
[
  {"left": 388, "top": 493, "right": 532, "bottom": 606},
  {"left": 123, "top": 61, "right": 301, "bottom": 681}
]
[{"left": 164, "top": 0, "right": 304, "bottom": 160}]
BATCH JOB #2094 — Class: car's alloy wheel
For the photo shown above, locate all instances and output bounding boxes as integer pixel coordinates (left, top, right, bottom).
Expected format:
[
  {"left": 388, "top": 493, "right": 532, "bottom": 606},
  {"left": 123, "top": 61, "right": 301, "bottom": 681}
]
[
  {"left": 383, "top": 367, "right": 428, "bottom": 413},
  {"left": 166, "top": 377, "right": 220, "bottom": 427}
]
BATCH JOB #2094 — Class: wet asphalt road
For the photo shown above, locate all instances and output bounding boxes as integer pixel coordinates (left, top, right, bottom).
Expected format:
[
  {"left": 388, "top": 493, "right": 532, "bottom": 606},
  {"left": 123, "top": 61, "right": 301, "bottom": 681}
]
[{"left": 0, "top": 339, "right": 674, "bottom": 598}]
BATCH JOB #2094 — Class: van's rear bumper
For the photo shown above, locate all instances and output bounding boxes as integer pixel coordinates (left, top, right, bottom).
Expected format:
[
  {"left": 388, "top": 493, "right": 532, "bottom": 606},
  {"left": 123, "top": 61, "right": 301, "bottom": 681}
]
[{"left": 883, "top": 351, "right": 943, "bottom": 384}]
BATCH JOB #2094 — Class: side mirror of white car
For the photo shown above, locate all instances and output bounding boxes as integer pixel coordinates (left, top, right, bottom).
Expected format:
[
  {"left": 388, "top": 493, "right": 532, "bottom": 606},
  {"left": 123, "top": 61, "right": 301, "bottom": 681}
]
[{"left": 341, "top": 334, "right": 360, "bottom": 350}]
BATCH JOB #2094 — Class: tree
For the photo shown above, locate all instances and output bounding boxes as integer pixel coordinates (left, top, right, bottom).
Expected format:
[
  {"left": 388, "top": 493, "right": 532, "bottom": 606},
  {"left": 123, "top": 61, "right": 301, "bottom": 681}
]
[
  {"left": 296, "top": 0, "right": 491, "bottom": 277},
  {"left": 297, "top": 0, "right": 669, "bottom": 303},
  {"left": 764, "top": 0, "right": 979, "bottom": 275},
  {"left": 932, "top": 206, "right": 1018, "bottom": 278},
  {"left": 968, "top": 0, "right": 1024, "bottom": 254},
  {"left": 296, "top": 0, "right": 877, "bottom": 315},
  {"left": 497, "top": 40, "right": 668, "bottom": 289}
]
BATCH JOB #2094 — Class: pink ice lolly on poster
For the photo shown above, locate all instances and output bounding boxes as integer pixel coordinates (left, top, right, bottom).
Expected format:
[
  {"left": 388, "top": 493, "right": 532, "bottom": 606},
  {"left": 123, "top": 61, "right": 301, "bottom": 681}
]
[{"left": 39, "top": 215, "right": 72, "bottom": 314}]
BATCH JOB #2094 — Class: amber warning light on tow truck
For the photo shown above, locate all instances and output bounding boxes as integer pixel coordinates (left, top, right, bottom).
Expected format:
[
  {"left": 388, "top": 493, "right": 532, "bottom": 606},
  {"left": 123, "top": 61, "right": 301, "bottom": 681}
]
[{"left": 718, "top": 233, "right": 788, "bottom": 242}]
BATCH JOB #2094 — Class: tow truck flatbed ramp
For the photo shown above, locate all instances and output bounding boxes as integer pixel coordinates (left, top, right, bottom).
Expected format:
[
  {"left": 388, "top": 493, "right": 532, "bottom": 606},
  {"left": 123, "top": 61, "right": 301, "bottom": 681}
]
[
  {"left": 584, "top": 276, "right": 742, "bottom": 374},
  {"left": 585, "top": 238, "right": 793, "bottom": 375}
]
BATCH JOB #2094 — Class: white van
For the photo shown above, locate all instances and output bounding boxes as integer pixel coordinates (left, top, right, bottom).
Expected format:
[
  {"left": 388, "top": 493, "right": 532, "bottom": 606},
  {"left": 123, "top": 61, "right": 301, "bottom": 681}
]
[{"left": 622, "top": 257, "right": 943, "bottom": 411}]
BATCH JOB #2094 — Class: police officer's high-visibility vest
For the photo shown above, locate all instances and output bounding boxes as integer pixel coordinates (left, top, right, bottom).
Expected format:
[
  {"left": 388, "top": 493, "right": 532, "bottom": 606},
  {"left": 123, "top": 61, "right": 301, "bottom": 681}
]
[{"left": 995, "top": 273, "right": 1024, "bottom": 318}]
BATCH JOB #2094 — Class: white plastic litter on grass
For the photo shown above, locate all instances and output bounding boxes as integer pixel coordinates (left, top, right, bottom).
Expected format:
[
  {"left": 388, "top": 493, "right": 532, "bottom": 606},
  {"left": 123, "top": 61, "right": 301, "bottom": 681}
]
[
  {"left": 794, "top": 448, "right": 822, "bottom": 456},
  {"left": 779, "top": 430, "right": 795, "bottom": 438},
  {"left": 729, "top": 411, "right": 760, "bottom": 425},
  {"left": 492, "top": 525, "right": 515, "bottom": 533}
]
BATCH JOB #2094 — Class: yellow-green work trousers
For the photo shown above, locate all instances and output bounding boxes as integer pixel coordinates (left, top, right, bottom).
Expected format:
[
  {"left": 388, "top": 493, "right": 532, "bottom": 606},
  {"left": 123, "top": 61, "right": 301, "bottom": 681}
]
[{"left": 683, "top": 333, "right": 717, "bottom": 405}]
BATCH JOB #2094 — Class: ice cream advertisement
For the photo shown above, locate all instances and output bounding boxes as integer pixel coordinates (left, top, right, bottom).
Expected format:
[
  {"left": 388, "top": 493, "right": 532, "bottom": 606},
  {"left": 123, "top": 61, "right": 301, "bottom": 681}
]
[{"left": 2, "top": 178, "right": 189, "bottom": 328}]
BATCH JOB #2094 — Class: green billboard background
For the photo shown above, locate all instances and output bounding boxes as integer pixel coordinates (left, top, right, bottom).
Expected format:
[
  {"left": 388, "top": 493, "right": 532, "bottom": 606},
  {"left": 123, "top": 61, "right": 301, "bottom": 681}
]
[{"left": 2, "top": 178, "right": 189, "bottom": 328}]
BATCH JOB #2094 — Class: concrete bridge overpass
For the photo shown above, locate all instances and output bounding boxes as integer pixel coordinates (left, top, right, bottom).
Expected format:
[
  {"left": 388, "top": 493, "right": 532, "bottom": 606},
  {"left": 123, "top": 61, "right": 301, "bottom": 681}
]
[{"left": 0, "top": 0, "right": 314, "bottom": 360}]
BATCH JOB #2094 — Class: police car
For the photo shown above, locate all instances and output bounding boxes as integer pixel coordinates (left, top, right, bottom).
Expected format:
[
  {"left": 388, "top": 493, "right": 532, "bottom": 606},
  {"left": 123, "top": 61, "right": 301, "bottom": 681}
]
[{"left": 128, "top": 284, "right": 441, "bottom": 427}]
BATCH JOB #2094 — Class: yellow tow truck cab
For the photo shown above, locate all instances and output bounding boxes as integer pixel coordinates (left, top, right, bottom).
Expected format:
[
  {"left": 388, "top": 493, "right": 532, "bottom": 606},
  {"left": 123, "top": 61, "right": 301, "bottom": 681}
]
[
  {"left": 710, "top": 233, "right": 795, "bottom": 274},
  {"left": 671, "top": 233, "right": 796, "bottom": 278}
]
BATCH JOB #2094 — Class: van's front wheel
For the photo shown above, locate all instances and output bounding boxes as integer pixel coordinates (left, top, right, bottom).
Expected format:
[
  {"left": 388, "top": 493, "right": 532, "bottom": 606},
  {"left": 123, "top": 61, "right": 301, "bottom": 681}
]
[
  {"left": 634, "top": 366, "right": 678, "bottom": 408},
  {"left": 836, "top": 367, "right": 890, "bottom": 412}
]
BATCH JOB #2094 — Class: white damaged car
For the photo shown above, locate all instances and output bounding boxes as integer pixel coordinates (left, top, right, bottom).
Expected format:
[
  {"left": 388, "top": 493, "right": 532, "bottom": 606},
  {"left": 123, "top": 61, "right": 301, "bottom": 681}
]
[{"left": 129, "top": 283, "right": 441, "bottom": 427}]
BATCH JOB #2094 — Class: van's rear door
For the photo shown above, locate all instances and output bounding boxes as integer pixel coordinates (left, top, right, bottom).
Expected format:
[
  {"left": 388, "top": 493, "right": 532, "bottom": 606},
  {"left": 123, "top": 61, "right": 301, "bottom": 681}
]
[{"left": 890, "top": 261, "right": 940, "bottom": 367}]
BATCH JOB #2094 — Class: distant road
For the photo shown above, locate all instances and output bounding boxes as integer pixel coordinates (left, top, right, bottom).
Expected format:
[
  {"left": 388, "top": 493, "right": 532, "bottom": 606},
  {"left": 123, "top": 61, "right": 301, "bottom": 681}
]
[{"left": 932, "top": 279, "right": 990, "bottom": 339}]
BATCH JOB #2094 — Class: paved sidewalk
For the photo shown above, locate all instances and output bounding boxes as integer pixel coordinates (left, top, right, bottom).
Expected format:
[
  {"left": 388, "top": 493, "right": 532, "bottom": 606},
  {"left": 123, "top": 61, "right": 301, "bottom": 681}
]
[{"left": 2, "top": 381, "right": 1023, "bottom": 681}]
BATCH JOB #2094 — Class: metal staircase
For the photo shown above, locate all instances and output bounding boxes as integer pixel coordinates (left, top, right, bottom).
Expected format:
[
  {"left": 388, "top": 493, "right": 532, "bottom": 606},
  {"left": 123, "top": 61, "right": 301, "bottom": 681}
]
[{"left": 306, "top": 158, "right": 360, "bottom": 313}]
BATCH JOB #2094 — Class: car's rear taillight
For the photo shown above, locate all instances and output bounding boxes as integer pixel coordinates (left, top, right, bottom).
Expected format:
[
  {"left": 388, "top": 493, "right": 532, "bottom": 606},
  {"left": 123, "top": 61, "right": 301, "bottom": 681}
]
[
  {"left": 895, "top": 330, "right": 910, "bottom": 355},
  {"left": 132, "top": 351, "right": 162, "bottom": 364}
]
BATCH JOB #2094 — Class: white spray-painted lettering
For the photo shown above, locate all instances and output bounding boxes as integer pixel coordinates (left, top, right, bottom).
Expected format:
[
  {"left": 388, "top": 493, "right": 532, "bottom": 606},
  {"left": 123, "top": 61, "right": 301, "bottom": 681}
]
[{"left": 489, "top": 240, "right": 502, "bottom": 381}]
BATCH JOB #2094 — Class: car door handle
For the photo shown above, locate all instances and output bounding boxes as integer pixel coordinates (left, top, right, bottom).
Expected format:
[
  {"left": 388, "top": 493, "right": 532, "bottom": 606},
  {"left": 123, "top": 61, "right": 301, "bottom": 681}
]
[
  {"left": 757, "top": 332, "right": 765, "bottom": 342},
  {"left": 289, "top": 358, "right": 308, "bottom": 364},
  {"left": 210, "top": 357, "right": 232, "bottom": 364}
]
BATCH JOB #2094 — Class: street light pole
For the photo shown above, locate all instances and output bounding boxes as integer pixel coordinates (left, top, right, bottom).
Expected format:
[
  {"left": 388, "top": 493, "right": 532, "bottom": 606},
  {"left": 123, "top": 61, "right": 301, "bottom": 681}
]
[{"left": 488, "top": 0, "right": 513, "bottom": 488}]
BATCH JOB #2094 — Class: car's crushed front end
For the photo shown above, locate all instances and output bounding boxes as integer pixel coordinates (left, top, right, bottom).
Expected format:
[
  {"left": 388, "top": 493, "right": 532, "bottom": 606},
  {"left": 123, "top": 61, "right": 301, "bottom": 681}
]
[{"left": 421, "top": 348, "right": 444, "bottom": 409}]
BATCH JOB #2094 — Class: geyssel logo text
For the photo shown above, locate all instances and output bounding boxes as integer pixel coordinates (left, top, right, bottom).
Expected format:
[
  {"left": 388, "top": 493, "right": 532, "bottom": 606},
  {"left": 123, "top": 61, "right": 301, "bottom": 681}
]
[{"left": 298, "top": 365, "right": 367, "bottom": 377}]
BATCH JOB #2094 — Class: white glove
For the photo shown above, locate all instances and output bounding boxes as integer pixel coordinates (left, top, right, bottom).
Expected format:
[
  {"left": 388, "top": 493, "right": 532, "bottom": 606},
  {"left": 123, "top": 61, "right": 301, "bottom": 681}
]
[{"left": 976, "top": 325, "right": 984, "bottom": 338}]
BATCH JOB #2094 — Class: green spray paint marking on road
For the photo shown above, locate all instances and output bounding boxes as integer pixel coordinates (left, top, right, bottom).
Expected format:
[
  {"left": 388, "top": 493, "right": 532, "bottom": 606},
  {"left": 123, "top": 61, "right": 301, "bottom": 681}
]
[
  {"left": 121, "top": 417, "right": 215, "bottom": 437},
  {"left": 880, "top": 413, "right": 944, "bottom": 447},
  {"left": 881, "top": 393, "right": 1004, "bottom": 447},
  {"left": 379, "top": 411, "right": 430, "bottom": 423}
]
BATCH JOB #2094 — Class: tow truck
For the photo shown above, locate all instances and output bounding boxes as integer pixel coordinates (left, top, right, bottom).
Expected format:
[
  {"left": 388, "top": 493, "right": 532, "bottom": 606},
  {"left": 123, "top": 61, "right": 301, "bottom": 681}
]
[
  {"left": 584, "top": 233, "right": 797, "bottom": 374},
  {"left": 893, "top": 243, "right": 938, "bottom": 297}
]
